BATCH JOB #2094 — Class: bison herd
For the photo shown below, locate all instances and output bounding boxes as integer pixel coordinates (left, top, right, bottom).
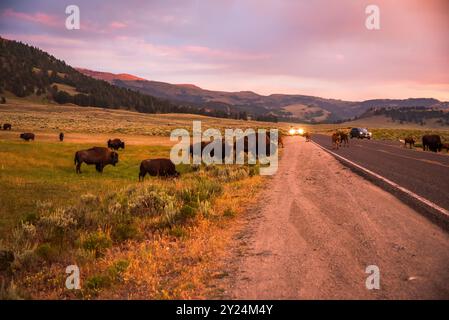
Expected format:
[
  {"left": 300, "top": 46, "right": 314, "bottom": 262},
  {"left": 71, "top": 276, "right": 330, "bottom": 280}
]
[
  {"left": 401, "top": 134, "right": 448, "bottom": 153},
  {"left": 74, "top": 138, "right": 179, "bottom": 179}
]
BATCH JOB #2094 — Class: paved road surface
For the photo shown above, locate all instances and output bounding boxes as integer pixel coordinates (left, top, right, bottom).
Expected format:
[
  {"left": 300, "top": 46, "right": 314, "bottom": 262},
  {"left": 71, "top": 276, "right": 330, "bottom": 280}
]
[
  {"left": 312, "top": 134, "right": 449, "bottom": 213},
  {"left": 229, "top": 137, "right": 449, "bottom": 299}
]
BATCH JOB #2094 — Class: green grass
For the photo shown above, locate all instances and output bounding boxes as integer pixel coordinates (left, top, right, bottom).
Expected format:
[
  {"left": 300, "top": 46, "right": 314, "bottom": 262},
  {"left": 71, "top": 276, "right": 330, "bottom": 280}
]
[{"left": 0, "top": 140, "right": 182, "bottom": 237}]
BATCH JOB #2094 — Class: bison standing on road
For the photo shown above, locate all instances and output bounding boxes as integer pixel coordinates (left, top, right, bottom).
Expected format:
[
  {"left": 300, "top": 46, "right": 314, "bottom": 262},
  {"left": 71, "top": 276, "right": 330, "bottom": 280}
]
[
  {"left": 59, "top": 132, "right": 64, "bottom": 142},
  {"left": 422, "top": 135, "right": 442, "bottom": 152},
  {"left": 3, "top": 123, "right": 12, "bottom": 130},
  {"left": 108, "top": 138, "right": 125, "bottom": 150},
  {"left": 331, "top": 133, "right": 341, "bottom": 149},
  {"left": 20, "top": 133, "right": 35, "bottom": 141},
  {"left": 139, "top": 158, "right": 179, "bottom": 181},
  {"left": 74, "top": 147, "right": 119, "bottom": 173},
  {"left": 404, "top": 137, "right": 415, "bottom": 149},
  {"left": 304, "top": 132, "right": 311, "bottom": 142},
  {"left": 339, "top": 132, "right": 349, "bottom": 147}
]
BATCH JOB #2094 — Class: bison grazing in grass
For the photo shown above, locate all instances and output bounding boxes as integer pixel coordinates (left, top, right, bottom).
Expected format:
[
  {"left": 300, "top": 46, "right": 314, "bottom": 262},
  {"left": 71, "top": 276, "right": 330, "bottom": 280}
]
[
  {"left": 74, "top": 147, "right": 119, "bottom": 174},
  {"left": 20, "top": 133, "right": 35, "bottom": 141},
  {"left": 422, "top": 135, "right": 442, "bottom": 152},
  {"left": 108, "top": 138, "right": 125, "bottom": 150},
  {"left": 139, "top": 158, "right": 179, "bottom": 181},
  {"left": 3, "top": 123, "right": 12, "bottom": 130}
]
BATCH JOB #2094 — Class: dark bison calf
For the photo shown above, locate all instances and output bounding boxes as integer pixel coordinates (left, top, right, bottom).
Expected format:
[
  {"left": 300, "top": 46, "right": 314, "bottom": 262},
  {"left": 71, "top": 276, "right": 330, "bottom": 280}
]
[
  {"left": 74, "top": 147, "right": 119, "bottom": 174},
  {"left": 139, "top": 158, "right": 179, "bottom": 181},
  {"left": 108, "top": 138, "right": 125, "bottom": 150},
  {"left": 422, "top": 135, "right": 442, "bottom": 152},
  {"left": 404, "top": 137, "right": 415, "bottom": 149},
  {"left": 59, "top": 132, "right": 64, "bottom": 142},
  {"left": 20, "top": 133, "right": 35, "bottom": 141},
  {"left": 3, "top": 123, "right": 12, "bottom": 130}
]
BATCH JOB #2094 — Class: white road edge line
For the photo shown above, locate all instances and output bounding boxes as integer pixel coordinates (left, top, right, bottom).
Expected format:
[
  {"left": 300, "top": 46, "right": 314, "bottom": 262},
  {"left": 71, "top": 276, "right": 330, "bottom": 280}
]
[{"left": 312, "top": 141, "right": 449, "bottom": 219}]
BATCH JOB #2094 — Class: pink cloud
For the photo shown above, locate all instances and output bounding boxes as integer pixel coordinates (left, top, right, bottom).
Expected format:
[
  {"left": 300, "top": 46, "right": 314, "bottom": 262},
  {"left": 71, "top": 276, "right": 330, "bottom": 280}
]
[
  {"left": 109, "top": 21, "right": 127, "bottom": 29},
  {"left": 1, "top": 8, "right": 60, "bottom": 27}
]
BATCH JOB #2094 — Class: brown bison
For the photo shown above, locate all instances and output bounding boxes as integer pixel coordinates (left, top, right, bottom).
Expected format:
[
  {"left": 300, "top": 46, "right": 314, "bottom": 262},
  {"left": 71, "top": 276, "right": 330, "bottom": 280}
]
[
  {"left": 332, "top": 133, "right": 341, "bottom": 149},
  {"left": 404, "top": 137, "right": 415, "bottom": 149},
  {"left": 74, "top": 147, "right": 119, "bottom": 174},
  {"left": 139, "top": 158, "right": 179, "bottom": 181},
  {"left": 59, "top": 132, "right": 64, "bottom": 142},
  {"left": 20, "top": 133, "right": 35, "bottom": 141},
  {"left": 108, "top": 138, "right": 125, "bottom": 150},
  {"left": 422, "top": 135, "right": 442, "bottom": 152},
  {"left": 304, "top": 132, "right": 311, "bottom": 142},
  {"left": 339, "top": 132, "right": 349, "bottom": 147},
  {"left": 3, "top": 123, "right": 12, "bottom": 130}
]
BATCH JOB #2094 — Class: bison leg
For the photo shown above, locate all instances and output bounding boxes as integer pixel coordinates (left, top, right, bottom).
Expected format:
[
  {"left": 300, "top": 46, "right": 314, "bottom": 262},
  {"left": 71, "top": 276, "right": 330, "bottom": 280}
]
[{"left": 76, "top": 163, "right": 82, "bottom": 174}]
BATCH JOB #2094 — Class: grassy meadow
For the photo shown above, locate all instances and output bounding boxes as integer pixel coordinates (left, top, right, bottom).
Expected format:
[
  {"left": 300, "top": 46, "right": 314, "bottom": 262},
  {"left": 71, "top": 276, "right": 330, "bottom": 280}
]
[
  {"left": 0, "top": 98, "right": 268, "bottom": 299},
  {"left": 1, "top": 97, "right": 448, "bottom": 299}
]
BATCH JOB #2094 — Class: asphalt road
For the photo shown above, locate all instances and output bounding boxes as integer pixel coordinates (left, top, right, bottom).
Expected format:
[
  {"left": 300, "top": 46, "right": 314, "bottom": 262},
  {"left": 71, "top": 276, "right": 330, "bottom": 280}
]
[{"left": 312, "top": 134, "right": 449, "bottom": 214}]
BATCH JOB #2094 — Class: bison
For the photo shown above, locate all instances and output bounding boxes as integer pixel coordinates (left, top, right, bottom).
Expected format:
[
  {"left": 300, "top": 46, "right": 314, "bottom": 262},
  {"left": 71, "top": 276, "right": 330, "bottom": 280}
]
[
  {"left": 59, "top": 132, "right": 64, "bottom": 142},
  {"left": 20, "top": 133, "right": 35, "bottom": 141},
  {"left": 304, "top": 132, "right": 311, "bottom": 142},
  {"left": 74, "top": 147, "right": 119, "bottom": 174},
  {"left": 422, "top": 135, "right": 442, "bottom": 152},
  {"left": 3, "top": 123, "right": 12, "bottom": 130},
  {"left": 139, "top": 158, "right": 179, "bottom": 181},
  {"left": 331, "top": 133, "right": 341, "bottom": 149},
  {"left": 339, "top": 132, "right": 349, "bottom": 147},
  {"left": 404, "top": 137, "right": 415, "bottom": 149},
  {"left": 108, "top": 138, "right": 125, "bottom": 150}
]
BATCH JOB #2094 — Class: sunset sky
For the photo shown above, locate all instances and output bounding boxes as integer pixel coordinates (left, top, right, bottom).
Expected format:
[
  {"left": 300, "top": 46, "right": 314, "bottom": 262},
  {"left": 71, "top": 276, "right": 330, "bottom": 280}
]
[{"left": 1, "top": 0, "right": 448, "bottom": 101}]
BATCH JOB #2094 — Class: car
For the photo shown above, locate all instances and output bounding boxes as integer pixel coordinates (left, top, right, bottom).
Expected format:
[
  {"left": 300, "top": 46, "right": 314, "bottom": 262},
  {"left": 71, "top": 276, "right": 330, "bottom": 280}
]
[
  {"left": 288, "top": 127, "right": 305, "bottom": 136},
  {"left": 350, "top": 127, "right": 372, "bottom": 139}
]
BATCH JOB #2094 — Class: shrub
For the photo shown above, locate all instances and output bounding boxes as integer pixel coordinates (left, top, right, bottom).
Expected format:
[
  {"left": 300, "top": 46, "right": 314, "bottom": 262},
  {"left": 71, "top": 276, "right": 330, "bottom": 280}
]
[
  {"left": 38, "top": 209, "right": 77, "bottom": 243},
  {"left": 128, "top": 189, "right": 177, "bottom": 217},
  {"left": 35, "top": 243, "right": 58, "bottom": 262},
  {"left": 12, "top": 222, "right": 36, "bottom": 250},
  {"left": 111, "top": 222, "right": 139, "bottom": 242},
  {"left": 85, "top": 274, "right": 111, "bottom": 292},
  {"left": 198, "top": 200, "right": 214, "bottom": 218},
  {"left": 81, "top": 230, "right": 112, "bottom": 257}
]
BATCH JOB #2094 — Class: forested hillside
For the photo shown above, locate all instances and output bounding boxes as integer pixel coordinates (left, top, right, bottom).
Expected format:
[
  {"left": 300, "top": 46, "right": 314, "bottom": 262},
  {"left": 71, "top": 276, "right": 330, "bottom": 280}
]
[{"left": 0, "top": 37, "right": 199, "bottom": 115}]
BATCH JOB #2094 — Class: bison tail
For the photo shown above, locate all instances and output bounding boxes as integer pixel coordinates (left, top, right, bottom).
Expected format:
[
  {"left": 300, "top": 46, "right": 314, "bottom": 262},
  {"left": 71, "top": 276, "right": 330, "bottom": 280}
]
[{"left": 74, "top": 152, "right": 79, "bottom": 165}]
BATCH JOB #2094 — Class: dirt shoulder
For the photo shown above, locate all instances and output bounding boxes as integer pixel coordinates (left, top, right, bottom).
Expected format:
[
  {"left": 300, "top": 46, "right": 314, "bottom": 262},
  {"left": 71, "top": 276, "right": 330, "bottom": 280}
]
[{"left": 222, "top": 136, "right": 449, "bottom": 299}]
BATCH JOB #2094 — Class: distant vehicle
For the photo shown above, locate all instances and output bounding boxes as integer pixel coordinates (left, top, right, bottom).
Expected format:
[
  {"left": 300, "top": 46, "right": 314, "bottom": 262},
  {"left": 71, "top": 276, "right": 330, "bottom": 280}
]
[
  {"left": 350, "top": 128, "right": 372, "bottom": 139},
  {"left": 288, "top": 127, "right": 305, "bottom": 136}
]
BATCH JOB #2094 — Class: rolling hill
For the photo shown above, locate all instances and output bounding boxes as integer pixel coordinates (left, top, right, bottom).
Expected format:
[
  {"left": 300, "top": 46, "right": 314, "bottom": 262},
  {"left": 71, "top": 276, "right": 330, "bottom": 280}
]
[
  {"left": 1, "top": 36, "right": 448, "bottom": 123},
  {"left": 76, "top": 68, "right": 449, "bottom": 123}
]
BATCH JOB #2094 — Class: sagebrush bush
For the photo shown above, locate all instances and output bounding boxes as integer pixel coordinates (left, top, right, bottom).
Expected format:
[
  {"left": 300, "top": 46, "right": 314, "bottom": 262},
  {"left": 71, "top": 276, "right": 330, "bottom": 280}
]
[
  {"left": 11, "top": 222, "right": 36, "bottom": 251},
  {"left": 38, "top": 208, "right": 77, "bottom": 243},
  {"left": 81, "top": 229, "right": 112, "bottom": 257}
]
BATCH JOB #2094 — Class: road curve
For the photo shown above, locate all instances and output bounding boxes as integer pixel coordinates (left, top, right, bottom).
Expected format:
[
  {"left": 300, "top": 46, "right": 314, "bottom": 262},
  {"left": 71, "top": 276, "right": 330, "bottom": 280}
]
[{"left": 229, "top": 136, "right": 449, "bottom": 299}]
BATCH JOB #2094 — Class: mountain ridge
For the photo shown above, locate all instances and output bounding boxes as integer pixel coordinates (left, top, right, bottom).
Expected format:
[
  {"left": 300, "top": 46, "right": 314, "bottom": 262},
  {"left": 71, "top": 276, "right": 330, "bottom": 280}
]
[{"left": 76, "top": 67, "right": 448, "bottom": 123}]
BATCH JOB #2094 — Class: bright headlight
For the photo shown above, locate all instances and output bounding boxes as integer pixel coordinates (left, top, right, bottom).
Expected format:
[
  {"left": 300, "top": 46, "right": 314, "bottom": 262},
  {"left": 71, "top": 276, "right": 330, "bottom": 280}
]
[
  {"left": 289, "top": 128, "right": 296, "bottom": 135},
  {"left": 297, "top": 128, "right": 305, "bottom": 135}
]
